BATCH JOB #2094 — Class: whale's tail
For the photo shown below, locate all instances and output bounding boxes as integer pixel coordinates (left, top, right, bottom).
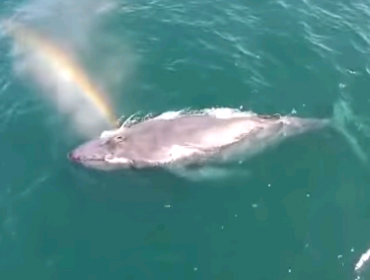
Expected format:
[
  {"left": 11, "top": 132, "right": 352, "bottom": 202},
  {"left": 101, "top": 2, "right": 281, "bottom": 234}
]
[{"left": 330, "top": 97, "right": 369, "bottom": 165}]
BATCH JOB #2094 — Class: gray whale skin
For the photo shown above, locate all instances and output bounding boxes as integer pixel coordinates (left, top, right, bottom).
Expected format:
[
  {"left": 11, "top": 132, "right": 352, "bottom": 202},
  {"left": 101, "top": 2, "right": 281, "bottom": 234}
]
[{"left": 68, "top": 102, "right": 367, "bottom": 179}]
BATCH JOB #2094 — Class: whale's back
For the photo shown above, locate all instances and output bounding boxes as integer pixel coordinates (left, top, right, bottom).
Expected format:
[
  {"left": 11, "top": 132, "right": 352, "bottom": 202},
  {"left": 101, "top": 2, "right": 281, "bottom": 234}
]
[{"left": 113, "top": 114, "right": 323, "bottom": 166}]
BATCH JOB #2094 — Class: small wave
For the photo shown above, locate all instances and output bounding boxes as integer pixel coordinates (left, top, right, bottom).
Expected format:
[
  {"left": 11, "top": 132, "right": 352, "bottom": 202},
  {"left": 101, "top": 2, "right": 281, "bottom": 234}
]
[{"left": 153, "top": 107, "right": 257, "bottom": 120}]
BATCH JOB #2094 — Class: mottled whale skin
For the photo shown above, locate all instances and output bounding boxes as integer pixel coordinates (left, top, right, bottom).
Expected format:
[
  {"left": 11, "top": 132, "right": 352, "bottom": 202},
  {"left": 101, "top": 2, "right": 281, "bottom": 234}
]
[
  {"left": 68, "top": 100, "right": 368, "bottom": 180},
  {"left": 68, "top": 108, "right": 334, "bottom": 171}
]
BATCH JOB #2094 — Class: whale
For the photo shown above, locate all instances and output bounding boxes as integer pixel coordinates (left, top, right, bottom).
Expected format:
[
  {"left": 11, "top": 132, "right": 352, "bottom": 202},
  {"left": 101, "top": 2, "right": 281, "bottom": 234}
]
[{"left": 68, "top": 99, "right": 368, "bottom": 180}]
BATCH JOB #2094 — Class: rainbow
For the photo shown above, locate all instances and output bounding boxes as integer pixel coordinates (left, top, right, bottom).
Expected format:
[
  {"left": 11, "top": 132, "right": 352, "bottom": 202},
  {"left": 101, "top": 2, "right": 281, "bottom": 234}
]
[{"left": 1, "top": 19, "right": 119, "bottom": 128}]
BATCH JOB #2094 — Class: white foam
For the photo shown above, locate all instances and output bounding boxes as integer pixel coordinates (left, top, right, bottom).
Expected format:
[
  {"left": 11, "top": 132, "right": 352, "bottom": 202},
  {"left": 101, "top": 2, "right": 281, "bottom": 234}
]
[
  {"left": 153, "top": 107, "right": 256, "bottom": 120},
  {"left": 355, "top": 247, "right": 370, "bottom": 272},
  {"left": 202, "top": 108, "right": 256, "bottom": 119},
  {"left": 100, "top": 127, "right": 125, "bottom": 138},
  {"left": 153, "top": 110, "right": 186, "bottom": 120}
]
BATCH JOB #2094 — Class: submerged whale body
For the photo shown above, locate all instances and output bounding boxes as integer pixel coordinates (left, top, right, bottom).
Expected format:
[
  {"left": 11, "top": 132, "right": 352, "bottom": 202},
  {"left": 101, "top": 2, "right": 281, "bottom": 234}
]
[{"left": 68, "top": 101, "right": 368, "bottom": 180}]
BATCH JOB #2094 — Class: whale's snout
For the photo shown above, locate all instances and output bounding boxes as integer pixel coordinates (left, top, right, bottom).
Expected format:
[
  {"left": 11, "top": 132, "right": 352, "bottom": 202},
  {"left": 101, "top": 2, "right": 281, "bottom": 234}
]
[
  {"left": 68, "top": 152, "right": 81, "bottom": 162},
  {"left": 67, "top": 138, "right": 119, "bottom": 170}
]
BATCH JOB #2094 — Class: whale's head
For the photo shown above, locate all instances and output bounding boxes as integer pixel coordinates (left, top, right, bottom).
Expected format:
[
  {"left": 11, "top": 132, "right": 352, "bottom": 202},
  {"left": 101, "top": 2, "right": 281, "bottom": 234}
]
[{"left": 68, "top": 133, "right": 134, "bottom": 171}]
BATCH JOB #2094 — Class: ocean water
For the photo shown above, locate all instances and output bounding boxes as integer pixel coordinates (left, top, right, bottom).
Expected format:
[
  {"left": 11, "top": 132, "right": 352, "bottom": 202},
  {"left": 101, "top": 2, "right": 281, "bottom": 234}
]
[{"left": 1, "top": 0, "right": 370, "bottom": 279}]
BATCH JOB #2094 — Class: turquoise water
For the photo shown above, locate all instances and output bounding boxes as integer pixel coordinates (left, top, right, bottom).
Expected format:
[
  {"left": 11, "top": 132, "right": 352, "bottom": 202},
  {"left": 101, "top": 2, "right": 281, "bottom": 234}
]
[{"left": 1, "top": 0, "right": 370, "bottom": 279}]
